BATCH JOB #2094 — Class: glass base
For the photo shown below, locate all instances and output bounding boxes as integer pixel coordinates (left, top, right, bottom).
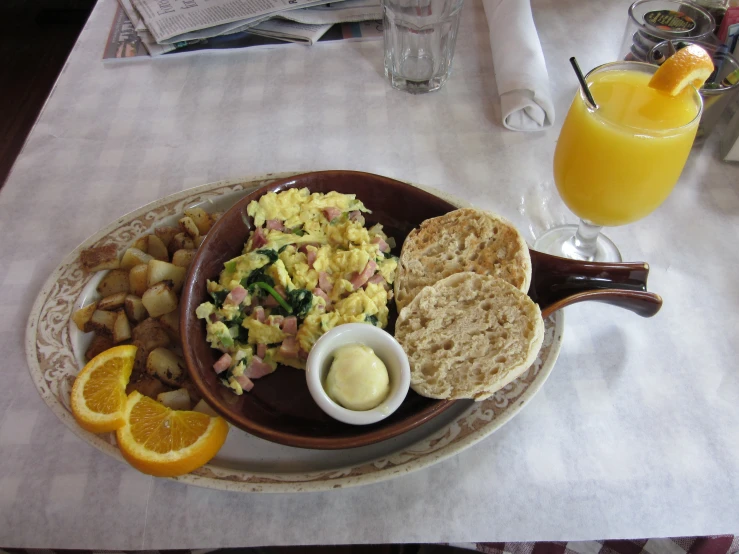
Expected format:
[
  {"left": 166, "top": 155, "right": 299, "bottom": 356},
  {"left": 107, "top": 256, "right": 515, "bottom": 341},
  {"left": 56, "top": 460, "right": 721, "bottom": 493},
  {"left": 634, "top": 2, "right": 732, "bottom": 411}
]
[
  {"left": 387, "top": 71, "right": 447, "bottom": 94},
  {"left": 534, "top": 225, "right": 623, "bottom": 262}
]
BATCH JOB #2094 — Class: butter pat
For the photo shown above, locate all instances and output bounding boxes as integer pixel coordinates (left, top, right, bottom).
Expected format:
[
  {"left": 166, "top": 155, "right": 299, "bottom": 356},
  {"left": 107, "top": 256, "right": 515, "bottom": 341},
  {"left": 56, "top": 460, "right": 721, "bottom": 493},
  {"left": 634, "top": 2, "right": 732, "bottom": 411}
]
[{"left": 324, "top": 344, "right": 390, "bottom": 411}]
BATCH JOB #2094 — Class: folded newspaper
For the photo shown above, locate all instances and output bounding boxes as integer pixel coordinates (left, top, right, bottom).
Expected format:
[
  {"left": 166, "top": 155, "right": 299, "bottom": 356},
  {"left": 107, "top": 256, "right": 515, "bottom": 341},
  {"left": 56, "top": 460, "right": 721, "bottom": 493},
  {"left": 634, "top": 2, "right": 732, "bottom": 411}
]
[
  {"left": 279, "top": 0, "right": 382, "bottom": 24},
  {"left": 107, "top": 0, "right": 383, "bottom": 59},
  {"left": 130, "top": 0, "right": 381, "bottom": 45}
]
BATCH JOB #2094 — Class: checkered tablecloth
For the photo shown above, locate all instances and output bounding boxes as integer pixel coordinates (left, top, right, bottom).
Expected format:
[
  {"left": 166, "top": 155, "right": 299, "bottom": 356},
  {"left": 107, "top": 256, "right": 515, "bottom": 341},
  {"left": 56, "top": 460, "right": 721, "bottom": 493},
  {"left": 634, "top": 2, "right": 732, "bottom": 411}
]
[{"left": 1, "top": 0, "right": 738, "bottom": 549}]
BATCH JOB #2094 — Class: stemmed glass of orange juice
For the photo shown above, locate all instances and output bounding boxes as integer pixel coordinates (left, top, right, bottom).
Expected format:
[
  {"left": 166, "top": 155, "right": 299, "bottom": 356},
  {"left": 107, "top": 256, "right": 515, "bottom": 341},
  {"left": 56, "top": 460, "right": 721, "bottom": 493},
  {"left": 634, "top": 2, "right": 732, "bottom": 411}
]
[{"left": 535, "top": 48, "right": 711, "bottom": 262}]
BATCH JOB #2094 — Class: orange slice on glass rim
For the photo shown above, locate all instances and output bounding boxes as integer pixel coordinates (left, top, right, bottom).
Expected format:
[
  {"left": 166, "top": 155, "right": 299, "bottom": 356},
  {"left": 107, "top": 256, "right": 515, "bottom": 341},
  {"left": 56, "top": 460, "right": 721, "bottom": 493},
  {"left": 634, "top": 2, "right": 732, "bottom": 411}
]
[
  {"left": 649, "top": 44, "right": 714, "bottom": 96},
  {"left": 71, "top": 345, "right": 136, "bottom": 433},
  {"left": 116, "top": 391, "right": 229, "bottom": 477}
]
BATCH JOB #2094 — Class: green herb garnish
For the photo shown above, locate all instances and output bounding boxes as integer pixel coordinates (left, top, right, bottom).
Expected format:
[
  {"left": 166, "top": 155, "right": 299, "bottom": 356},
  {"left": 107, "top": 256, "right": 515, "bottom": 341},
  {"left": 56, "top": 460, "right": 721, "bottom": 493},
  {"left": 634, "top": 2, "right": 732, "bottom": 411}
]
[
  {"left": 209, "top": 290, "right": 229, "bottom": 307},
  {"left": 287, "top": 289, "right": 313, "bottom": 320},
  {"left": 249, "top": 282, "right": 293, "bottom": 313},
  {"left": 235, "top": 325, "right": 249, "bottom": 343},
  {"left": 256, "top": 249, "right": 278, "bottom": 263},
  {"left": 242, "top": 267, "right": 275, "bottom": 290}
]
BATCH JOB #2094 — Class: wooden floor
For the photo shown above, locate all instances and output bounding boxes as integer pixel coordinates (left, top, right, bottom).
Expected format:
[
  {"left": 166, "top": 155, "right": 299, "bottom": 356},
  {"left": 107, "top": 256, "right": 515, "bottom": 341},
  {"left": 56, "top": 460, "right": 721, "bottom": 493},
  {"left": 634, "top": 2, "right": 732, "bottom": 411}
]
[{"left": 0, "top": 0, "right": 94, "bottom": 187}]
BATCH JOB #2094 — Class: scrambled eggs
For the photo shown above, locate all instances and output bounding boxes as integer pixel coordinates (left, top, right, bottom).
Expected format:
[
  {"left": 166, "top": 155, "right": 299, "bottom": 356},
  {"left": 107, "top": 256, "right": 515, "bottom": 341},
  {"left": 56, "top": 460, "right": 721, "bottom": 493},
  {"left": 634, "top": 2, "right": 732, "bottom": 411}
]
[{"left": 196, "top": 188, "right": 398, "bottom": 395}]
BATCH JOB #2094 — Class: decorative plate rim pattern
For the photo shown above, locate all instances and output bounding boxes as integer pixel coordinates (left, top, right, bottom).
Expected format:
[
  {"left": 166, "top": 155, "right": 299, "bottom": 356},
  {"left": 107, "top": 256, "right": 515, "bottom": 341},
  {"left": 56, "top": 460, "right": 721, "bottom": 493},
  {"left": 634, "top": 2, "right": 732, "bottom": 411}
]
[{"left": 25, "top": 172, "right": 564, "bottom": 493}]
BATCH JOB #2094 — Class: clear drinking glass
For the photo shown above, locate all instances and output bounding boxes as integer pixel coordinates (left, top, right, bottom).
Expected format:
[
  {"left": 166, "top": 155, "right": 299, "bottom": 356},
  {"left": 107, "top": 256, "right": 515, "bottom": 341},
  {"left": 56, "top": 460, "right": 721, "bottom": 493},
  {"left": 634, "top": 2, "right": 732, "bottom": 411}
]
[
  {"left": 534, "top": 61, "right": 703, "bottom": 262},
  {"left": 618, "top": 0, "right": 715, "bottom": 62},
  {"left": 382, "top": 0, "right": 465, "bottom": 94}
]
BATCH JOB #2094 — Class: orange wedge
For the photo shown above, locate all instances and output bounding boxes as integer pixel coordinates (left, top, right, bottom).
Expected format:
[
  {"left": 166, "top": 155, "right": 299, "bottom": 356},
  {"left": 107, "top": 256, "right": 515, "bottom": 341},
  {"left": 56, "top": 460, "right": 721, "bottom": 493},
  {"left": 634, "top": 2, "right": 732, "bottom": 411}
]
[
  {"left": 71, "top": 345, "right": 136, "bottom": 433},
  {"left": 649, "top": 44, "right": 714, "bottom": 96},
  {"left": 116, "top": 391, "right": 229, "bottom": 477}
]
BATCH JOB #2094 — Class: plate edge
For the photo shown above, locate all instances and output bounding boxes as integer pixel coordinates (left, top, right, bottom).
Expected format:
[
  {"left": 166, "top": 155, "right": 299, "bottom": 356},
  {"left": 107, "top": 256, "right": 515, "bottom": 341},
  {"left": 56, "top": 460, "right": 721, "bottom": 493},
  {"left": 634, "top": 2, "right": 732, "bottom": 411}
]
[{"left": 24, "top": 171, "right": 563, "bottom": 493}]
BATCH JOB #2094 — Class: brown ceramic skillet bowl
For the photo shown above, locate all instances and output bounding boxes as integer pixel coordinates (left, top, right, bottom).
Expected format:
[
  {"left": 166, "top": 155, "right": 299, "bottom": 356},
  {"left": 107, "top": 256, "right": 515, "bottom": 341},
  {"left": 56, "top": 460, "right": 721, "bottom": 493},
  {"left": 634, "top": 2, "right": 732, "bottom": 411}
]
[
  {"left": 180, "top": 171, "right": 461, "bottom": 450},
  {"left": 181, "top": 170, "right": 663, "bottom": 450}
]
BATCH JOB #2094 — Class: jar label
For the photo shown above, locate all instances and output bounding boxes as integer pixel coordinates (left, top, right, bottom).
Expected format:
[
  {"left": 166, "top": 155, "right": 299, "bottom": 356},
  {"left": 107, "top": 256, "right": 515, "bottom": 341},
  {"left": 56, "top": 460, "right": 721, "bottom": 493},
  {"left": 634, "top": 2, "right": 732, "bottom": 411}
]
[{"left": 644, "top": 10, "right": 696, "bottom": 33}]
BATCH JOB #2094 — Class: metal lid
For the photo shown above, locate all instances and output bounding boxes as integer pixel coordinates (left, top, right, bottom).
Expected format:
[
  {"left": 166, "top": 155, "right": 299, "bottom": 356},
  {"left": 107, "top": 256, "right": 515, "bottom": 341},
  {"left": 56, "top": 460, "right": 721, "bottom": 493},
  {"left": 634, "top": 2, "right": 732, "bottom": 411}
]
[{"left": 629, "top": 0, "right": 715, "bottom": 40}]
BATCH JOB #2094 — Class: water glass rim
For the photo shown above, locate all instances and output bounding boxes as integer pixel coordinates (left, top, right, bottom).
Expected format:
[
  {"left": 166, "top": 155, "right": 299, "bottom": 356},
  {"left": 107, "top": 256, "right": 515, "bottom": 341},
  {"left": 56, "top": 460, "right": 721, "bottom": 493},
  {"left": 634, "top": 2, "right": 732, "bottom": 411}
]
[{"left": 578, "top": 60, "right": 704, "bottom": 133}]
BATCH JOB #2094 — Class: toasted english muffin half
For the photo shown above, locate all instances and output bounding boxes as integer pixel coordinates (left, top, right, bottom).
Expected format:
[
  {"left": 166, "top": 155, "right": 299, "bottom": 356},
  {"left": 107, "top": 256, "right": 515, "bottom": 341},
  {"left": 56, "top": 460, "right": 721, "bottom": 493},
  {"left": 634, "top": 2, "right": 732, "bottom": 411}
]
[
  {"left": 394, "top": 208, "right": 531, "bottom": 313},
  {"left": 395, "top": 272, "right": 544, "bottom": 401}
]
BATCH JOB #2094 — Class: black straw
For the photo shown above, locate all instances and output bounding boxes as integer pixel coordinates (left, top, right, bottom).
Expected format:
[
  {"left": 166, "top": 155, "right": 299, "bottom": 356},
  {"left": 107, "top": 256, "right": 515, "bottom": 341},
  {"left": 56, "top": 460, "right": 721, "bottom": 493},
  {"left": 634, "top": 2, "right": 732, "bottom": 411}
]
[{"left": 569, "top": 57, "right": 598, "bottom": 110}]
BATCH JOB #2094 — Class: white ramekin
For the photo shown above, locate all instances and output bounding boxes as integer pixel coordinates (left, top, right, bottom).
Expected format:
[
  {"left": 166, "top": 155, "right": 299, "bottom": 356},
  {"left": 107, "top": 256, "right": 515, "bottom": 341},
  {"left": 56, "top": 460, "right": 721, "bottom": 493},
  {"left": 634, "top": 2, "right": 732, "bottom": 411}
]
[{"left": 305, "top": 323, "right": 411, "bottom": 425}]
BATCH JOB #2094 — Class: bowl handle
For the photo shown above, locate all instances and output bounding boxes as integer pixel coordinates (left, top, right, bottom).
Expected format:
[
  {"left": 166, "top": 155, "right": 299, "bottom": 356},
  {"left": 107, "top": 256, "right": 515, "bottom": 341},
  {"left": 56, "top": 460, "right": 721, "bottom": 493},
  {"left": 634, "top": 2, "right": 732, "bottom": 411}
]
[{"left": 528, "top": 250, "right": 663, "bottom": 318}]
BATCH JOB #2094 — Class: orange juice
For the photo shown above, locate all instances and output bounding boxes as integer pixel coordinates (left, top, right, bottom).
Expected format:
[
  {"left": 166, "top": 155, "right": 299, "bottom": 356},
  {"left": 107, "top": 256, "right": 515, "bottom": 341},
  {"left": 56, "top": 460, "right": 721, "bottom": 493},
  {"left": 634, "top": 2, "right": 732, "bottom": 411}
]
[{"left": 553, "top": 68, "right": 701, "bottom": 227}]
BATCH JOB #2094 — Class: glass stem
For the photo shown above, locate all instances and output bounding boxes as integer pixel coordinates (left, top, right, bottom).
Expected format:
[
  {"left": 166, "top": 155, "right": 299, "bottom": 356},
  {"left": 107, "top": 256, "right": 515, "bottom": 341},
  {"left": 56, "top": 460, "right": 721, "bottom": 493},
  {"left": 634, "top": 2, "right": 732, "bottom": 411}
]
[{"left": 564, "top": 219, "right": 602, "bottom": 261}]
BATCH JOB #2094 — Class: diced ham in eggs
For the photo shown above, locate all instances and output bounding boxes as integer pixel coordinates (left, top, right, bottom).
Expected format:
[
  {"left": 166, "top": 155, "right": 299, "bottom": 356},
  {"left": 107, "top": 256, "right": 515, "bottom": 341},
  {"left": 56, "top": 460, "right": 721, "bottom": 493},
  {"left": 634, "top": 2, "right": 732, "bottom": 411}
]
[
  {"left": 235, "top": 374, "right": 254, "bottom": 392},
  {"left": 266, "top": 219, "right": 285, "bottom": 231},
  {"left": 224, "top": 285, "right": 247, "bottom": 306},
  {"left": 371, "top": 235, "right": 390, "bottom": 252},
  {"left": 245, "top": 356, "right": 274, "bottom": 379},
  {"left": 318, "top": 272, "right": 333, "bottom": 293},
  {"left": 254, "top": 306, "right": 265, "bottom": 323},
  {"left": 251, "top": 227, "right": 267, "bottom": 249},
  {"left": 350, "top": 260, "right": 377, "bottom": 289},
  {"left": 281, "top": 316, "right": 298, "bottom": 335},
  {"left": 279, "top": 336, "right": 299, "bottom": 358},
  {"left": 213, "top": 353, "right": 232, "bottom": 374},
  {"left": 323, "top": 207, "right": 342, "bottom": 221}
]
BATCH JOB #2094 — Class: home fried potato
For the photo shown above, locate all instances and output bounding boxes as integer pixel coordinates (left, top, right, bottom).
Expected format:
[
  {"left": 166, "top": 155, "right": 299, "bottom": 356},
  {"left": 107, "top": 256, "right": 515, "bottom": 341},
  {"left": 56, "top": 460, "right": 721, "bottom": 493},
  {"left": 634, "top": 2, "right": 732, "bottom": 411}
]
[
  {"left": 126, "top": 375, "right": 169, "bottom": 398},
  {"left": 154, "top": 226, "right": 179, "bottom": 249},
  {"left": 76, "top": 205, "right": 213, "bottom": 400},
  {"left": 170, "top": 233, "right": 195, "bottom": 253},
  {"left": 88, "top": 310, "right": 117, "bottom": 335},
  {"left": 179, "top": 216, "right": 200, "bottom": 241},
  {"left": 80, "top": 244, "right": 120, "bottom": 272},
  {"left": 171, "top": 249, "right": 195, "bottom": 268},
  {"left": 124, "top": 295, "right": 147, "bottom": 323},
  {"left": 157, "top": 388, "right": 191, "bottom": 410},
  {"left": 72, "top": 302, "right": 97, "bottom": 332},
  {"left": 184, "top": 207, "right": 212, "bottom": 235},
  {"left": 85, "top": 334, "right": 115, "bottom": 360},
  {"left": 147, "top": 234, "right": 169, "bottom": 261},
  {"left": 147, "top": 260, "right": 186, "bottom": 293},
  {"left": 112, "top": 311, "right": 132, "bottom": 344},
  {"left": 131, "top": 318, "right": 171, "bottom": 351},
  {"left": 181, "top": 379, "right": 203, "bottom": 405},
  {"left": 97, "top": 292, "right": 128, "bottom": 311},
  {"left": 146, "top": 347, "right": 185, "bottom": 386},
  {"left": 130, "top": 318, "right": 171, "bottom": 378},
  {"left": 129, "top": 264, "right": 149, "bottom": 297},
  {"left": 142, "top": 281, "right": 178, "bottom": 317},
  {"left": 121, "top": 248, "right": 154, "bottom": 270},
  {"left": 192, "top": 399, "right": 218, "bottom": 417},
  {"left": 132, "top": 236, "right": 149, "bottom": 252},
  {"left": 96, "top": 269, "right": 130, "bottom": 297},
  {"left": 159, "top": 309, "right": 180, "bottom": 342}
]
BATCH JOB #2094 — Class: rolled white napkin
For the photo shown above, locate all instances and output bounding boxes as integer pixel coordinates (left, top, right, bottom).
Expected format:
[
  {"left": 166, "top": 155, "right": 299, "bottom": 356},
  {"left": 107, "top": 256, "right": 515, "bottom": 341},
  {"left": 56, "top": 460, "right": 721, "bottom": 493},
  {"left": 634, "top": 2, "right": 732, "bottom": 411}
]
[{"left": 482, "top": 0, "right": 555, "bottom": 132}]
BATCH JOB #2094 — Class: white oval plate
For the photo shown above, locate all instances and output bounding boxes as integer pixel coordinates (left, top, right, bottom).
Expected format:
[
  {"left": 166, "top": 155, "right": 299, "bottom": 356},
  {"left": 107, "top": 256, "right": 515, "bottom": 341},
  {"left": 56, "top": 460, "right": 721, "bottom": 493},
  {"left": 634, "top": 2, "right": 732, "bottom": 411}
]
[{"left": 25, "top": 172, "right": 564, "bottom": 493}]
